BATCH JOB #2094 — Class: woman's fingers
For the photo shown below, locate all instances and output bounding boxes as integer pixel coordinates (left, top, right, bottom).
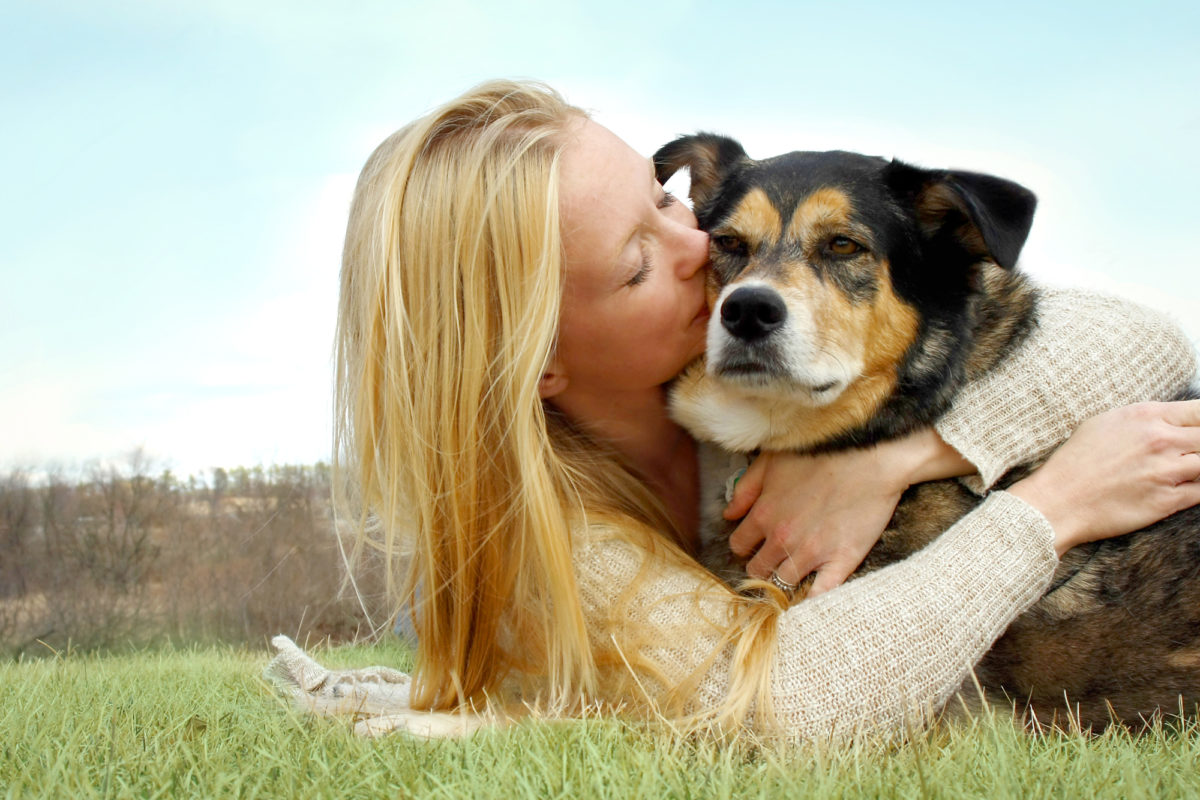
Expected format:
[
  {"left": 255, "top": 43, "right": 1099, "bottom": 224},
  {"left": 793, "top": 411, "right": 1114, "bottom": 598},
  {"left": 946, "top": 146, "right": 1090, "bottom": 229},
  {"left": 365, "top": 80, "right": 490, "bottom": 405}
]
[
  {"left": 757, "top": 554, "right": 856, "bottom": 599},
  {"left": 1149, "top": 400, "right": 1200, "bottom": 483},
  {"left": 723, "top": 455, "right": 767, "bottom": 522},
  {"left": 1170, "top": 451, "right": 1200, "bottom": 485},
  {"left": 745, "top": 535, "right": 788, "bottom": 580},
  {"left": 1174, "top": 422, "right": 1200, "bottom": 469},
  {"left": 1178, "top": 479, "right": 1200, "bottom": 508},
  {"left": 807, "top": 559, "right": 858, "bottom": 598},
  {"left": 1161, "top": 397, "right": 1200, "bottom": 427}
]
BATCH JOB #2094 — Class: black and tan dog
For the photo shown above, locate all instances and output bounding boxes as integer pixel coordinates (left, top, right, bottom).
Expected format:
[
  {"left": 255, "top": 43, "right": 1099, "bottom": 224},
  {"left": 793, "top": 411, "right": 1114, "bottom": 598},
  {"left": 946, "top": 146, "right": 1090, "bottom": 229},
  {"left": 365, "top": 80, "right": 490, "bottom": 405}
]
[{"left": 654, "top": 133, "right": 1200, "bottom": 731}]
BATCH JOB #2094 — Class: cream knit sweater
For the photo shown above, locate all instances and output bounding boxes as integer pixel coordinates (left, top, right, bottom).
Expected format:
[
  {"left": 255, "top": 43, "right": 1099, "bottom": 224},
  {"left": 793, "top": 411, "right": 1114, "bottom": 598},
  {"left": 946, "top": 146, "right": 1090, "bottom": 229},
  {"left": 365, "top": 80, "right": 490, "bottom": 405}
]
[{"left": 268, "top": 288, "right": 1196, "bottom": 740}]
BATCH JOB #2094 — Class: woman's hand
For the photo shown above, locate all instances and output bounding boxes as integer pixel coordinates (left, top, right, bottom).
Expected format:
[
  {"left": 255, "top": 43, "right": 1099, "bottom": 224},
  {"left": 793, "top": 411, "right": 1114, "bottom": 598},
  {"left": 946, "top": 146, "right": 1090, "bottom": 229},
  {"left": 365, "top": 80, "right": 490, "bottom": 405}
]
[
  {"left": 724, "top": 429, "right": 975, "bottom": 596},
  {"left": 1010, "top": 399, "right": 1200, "bottom": 555}
]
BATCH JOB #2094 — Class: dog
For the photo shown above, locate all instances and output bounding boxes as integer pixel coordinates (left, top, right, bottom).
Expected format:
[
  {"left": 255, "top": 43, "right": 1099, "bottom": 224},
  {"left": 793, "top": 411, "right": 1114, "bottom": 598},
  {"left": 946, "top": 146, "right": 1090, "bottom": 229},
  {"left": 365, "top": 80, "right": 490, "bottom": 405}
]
[{"left": 654, "top": 133, "right": 1200, "bottom": 731}]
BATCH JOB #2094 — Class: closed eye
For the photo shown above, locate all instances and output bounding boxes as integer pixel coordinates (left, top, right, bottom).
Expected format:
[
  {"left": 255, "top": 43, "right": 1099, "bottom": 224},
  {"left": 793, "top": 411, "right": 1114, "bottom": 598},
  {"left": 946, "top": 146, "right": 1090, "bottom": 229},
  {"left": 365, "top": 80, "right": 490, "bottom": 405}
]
[{"left": 626, "top": 253, "right": 652, "bottom": 287}]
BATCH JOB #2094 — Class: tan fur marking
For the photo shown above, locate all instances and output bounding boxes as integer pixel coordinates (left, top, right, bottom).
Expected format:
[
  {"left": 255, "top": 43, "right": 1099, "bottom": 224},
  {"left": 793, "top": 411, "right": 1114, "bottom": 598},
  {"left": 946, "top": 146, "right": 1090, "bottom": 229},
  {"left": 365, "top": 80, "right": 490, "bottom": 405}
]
[
  {"left": 786, "top": 187, "right": 854, "bottom": 242},
  {"left": 705, "top": 271, "right": 722, "bottom": 309},
  {"left": 1168, "top": 650, "right": 1200, "bottom": 669},
  {"left": 724, "top": 187, "right": 782, "bottom": 246},
  {"left": 918, "top": 183, "right": 987, "bottom": 256},
  {"left": 682, "top": 140, "right": 726, "bottom": 202},
  {"left": 861, "top": 262, "right": 922, "bottom": 382}
]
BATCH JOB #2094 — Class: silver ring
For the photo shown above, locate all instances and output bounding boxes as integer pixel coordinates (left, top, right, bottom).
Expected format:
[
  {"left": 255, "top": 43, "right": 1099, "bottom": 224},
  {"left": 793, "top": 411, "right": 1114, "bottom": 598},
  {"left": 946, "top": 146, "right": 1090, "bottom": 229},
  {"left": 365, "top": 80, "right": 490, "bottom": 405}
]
[{"left": 770, "top": 571, "right": 799, "bottom": 594}]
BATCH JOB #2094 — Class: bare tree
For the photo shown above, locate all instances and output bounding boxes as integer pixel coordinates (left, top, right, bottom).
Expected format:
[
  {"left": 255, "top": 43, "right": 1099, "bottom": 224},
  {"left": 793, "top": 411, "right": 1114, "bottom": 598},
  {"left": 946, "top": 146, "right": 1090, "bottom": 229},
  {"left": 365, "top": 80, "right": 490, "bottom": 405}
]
[{"left": 0, "top": 454, "right": 384, "bottom": 657}]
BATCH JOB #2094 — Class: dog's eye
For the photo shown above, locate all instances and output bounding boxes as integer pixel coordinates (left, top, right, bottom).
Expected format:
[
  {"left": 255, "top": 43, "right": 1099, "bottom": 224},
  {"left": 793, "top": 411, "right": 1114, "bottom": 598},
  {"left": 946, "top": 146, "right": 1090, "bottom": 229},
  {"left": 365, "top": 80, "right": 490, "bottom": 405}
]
[
  {"left": 713, "top": 235, "right": 748, "bottom": 257},
  {"left": 828, "top": 236, "right": 862, "bottom": 256}
]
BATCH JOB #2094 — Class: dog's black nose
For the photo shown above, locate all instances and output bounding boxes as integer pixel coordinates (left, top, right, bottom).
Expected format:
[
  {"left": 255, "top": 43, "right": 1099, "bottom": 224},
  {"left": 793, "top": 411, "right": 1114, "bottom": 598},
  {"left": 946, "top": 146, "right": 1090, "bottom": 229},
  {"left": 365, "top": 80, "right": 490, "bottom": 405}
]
[{"left": 720, "top": 286, "right": 787, "bottom": 341}]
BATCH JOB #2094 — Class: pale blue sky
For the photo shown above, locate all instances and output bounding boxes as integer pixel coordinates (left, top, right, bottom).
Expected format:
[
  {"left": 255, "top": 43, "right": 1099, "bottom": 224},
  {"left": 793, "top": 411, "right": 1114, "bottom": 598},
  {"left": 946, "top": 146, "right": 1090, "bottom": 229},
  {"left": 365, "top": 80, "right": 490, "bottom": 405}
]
[{"left": 3, "top": 0, "right": 1198, "bottom": 477}]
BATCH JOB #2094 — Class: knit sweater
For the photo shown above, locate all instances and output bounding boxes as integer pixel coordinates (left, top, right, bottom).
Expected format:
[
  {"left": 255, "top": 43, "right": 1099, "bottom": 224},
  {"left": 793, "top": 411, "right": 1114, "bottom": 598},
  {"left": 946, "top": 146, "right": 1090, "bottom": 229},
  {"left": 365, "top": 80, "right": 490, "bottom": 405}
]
[{"left": 267, "top": 288, "right": 1195, "bottom": 740}]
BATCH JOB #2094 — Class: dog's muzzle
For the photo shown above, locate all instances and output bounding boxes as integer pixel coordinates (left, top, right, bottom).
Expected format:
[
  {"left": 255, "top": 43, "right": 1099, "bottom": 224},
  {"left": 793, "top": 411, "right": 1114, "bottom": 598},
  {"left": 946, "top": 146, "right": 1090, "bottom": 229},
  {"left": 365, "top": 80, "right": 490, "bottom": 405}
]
[{"left": 721, "top": 286, "right": 787, "bottom": 342}]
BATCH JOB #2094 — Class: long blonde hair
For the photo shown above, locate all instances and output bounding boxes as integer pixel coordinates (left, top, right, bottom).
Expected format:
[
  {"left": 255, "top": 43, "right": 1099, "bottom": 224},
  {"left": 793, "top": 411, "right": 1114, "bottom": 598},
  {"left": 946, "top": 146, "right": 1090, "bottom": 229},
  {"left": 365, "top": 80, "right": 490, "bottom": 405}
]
[{"left": 335, "top": 80, "right": 781, "bottom": 724}]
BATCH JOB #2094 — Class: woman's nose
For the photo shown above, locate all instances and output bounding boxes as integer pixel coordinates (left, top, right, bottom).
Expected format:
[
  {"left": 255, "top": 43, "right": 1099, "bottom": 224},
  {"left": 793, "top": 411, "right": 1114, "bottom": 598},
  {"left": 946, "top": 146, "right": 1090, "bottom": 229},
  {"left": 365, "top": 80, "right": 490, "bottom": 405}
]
[{"left": 670, "top": 220, "right": 709, "bottom": 280}]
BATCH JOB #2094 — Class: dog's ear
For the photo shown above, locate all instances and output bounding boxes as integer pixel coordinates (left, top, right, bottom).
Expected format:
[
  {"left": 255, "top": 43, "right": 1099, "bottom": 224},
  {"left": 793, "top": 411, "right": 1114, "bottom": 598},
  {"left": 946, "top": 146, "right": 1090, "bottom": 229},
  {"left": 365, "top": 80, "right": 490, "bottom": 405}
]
[
  {"left": 886, "top": 161, "right": 1037, "bottom": 269},
  {"left": 653, "top": 133, "right": 749, "bottom": 209}
]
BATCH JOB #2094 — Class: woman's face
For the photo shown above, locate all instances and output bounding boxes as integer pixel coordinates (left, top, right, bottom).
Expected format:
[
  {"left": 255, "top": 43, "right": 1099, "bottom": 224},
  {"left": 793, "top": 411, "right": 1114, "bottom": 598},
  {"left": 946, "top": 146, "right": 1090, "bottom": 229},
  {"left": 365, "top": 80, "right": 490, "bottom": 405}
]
[{"left": 548, "top": 119, "right": 710, "bottom": 400}]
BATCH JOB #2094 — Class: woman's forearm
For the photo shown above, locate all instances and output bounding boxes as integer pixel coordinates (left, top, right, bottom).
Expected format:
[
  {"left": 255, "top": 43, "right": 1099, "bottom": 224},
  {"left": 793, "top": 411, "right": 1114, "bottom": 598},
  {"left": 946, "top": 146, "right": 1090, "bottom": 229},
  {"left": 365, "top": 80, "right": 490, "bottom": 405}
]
[
  {"left": 573, "top": 491, "right": 1057, "bottom": 742},
  {"left": 890, "top": 428, "right": 975, "bottom": 485},
  {"left": 762, "top": 492, "right": 1054, "bottom": 739}
]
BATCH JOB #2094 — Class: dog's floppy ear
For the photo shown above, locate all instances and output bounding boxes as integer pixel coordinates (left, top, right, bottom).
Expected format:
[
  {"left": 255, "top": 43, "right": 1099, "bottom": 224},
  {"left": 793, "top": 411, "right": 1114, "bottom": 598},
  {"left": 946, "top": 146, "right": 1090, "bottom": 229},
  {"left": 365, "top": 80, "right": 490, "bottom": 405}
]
[
  {"left": 653, "top": 133, "right": 749, "bottom": 209},
  {"left": 886, "top": 161, "right": 1037, "bottom": 269}
]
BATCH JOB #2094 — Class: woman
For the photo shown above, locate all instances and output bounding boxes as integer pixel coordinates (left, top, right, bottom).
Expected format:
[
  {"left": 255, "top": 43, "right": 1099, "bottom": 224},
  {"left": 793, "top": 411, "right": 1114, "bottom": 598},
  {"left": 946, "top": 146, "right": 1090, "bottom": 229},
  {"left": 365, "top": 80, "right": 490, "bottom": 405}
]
[{"left": 308, "top": 80, "right": 1200, "bottom": 740}]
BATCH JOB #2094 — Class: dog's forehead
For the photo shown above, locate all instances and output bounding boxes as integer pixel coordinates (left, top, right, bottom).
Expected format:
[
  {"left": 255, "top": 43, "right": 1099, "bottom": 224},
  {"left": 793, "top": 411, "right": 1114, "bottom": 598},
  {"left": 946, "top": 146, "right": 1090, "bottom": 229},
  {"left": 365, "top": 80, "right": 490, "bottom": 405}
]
[
  {"left": 704, "top": 150, "right": 895, "bottom": 234},
  {"left": 752, "top": 150, "right": 889, "bottom": 211}
]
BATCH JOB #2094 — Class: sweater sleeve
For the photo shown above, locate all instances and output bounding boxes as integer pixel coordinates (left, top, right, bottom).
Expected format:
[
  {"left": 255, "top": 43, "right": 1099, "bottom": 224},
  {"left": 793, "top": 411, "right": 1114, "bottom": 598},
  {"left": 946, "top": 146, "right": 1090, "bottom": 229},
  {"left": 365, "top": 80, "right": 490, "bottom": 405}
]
[
  {"left": 573, "top": 491, "right": 1056, "bottom": 743},
  {"left": 935, "top": 287, "right": 1196, "bottom": 492}
]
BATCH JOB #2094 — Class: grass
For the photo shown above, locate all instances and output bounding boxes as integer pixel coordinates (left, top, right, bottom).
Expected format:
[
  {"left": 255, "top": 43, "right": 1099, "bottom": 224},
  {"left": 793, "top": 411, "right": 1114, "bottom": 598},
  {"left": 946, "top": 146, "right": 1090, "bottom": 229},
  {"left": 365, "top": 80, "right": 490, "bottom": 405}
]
[{"left": 3, "top": 642, "right": 1200, "bottom": 799}]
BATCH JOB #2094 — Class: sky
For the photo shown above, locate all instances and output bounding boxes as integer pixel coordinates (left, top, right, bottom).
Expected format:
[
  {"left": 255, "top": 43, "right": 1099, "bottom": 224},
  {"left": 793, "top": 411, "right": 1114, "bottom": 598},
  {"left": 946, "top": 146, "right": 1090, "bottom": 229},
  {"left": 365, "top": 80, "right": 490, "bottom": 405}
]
[{"left": 3, "top": 0, "right": 1198, "bottom": 479}]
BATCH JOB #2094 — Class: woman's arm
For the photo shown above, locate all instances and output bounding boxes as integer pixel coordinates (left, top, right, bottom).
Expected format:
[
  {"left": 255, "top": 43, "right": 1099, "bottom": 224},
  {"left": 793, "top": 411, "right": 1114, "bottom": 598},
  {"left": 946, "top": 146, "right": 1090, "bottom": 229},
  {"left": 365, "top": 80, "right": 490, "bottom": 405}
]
[
  {"left": 727, "top": 288, "right": 1196, "bottom": 591},
  {"left": 937, "top": 287, "right": 1195, "bottom": 492},
  {"left": 577, "top": 492, "right": 1055, "bottom": 742},
  {"left": 576, "top": 401, "right": 1200, "bottom": 742}
]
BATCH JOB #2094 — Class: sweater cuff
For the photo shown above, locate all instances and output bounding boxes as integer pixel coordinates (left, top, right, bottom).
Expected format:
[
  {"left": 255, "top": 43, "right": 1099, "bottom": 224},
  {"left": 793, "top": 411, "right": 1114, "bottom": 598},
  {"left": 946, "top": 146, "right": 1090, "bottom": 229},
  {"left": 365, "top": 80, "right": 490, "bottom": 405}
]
[
  {"left": 935, "top": 351, "right": 1060, "bottom": 494},
  {"left": 976, "top": 489, "right": 1058, "bottom": 570}
]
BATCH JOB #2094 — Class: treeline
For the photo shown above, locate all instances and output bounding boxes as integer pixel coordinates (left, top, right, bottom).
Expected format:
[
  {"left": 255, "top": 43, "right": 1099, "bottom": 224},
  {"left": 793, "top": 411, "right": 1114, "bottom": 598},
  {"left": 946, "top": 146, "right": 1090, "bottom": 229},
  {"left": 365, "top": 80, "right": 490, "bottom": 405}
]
[{"left": 0, "top": 453, "right": 386, "bottom": 657}]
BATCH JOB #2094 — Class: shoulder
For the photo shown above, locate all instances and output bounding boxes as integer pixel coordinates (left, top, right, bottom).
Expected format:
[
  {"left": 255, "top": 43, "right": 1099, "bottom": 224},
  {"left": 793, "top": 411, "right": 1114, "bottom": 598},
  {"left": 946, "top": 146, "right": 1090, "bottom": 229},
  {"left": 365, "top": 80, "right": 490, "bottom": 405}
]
[{"left": 1033, "top": 285, "right": 1191, "bottom": 339}]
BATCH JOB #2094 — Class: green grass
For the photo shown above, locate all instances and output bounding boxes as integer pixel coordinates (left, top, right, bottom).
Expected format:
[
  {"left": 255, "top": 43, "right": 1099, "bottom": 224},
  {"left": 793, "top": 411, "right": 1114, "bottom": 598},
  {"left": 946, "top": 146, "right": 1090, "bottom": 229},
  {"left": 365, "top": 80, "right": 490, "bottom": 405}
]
[{"left": 3, "top": 642, "right": 1200, "bottom": 799}]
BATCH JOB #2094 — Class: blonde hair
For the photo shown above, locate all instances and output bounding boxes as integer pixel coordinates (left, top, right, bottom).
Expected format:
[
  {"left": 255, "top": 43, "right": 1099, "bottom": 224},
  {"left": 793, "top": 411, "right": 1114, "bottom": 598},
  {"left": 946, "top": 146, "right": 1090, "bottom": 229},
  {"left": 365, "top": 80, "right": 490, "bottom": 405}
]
[{"left": 336, "top": 80, "right": 781, "bottom": 726}]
